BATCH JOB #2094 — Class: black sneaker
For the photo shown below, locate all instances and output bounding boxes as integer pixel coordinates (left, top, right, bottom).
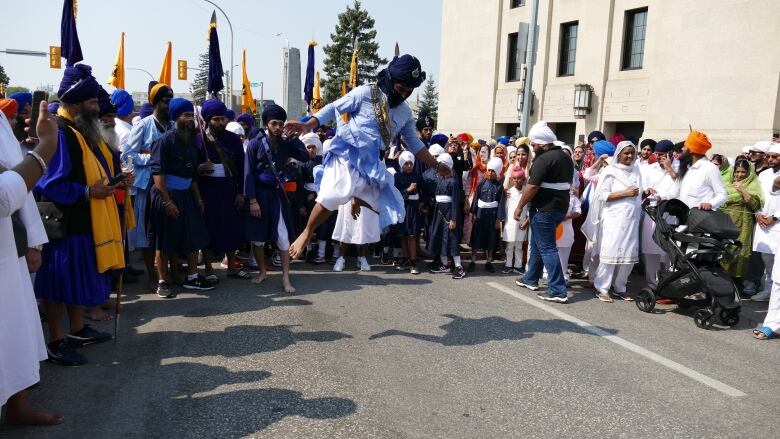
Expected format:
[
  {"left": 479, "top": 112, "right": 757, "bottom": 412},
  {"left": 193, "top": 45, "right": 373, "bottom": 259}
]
[
  {"left": 426, "top": 260, "right": 439, "bottom": 271},
  {"left": 537, "top": 292, "right": 569, "bottom": 303},
  {"left": 395, "top": 258, "right": 410, "bottom": 271},
  {"left": 452, "top": 266, "right": 466, "bottom": 279},
  {"left": 485, "top": 262, "right": 495, "bottom": 273},
  {"left": 66, "top": 324, "right": 112, "bottom": 347},
  {"left": 467, "top": 262, "right": 476, "bottom": 272},
  {"left": 157, "top": 281, "right": 176, "bottom": 298},
  {"left": 430, "top": 264, "right": 451, "bottom": 274},
  {"left": 500, "top": 266, "right": 514, "bottom": 275},
  {"left": 46, "top": 340, "right": 87, "bottom": 366},
  {"left": 183, "top": 275, "right": 216, "bottom": 291}
]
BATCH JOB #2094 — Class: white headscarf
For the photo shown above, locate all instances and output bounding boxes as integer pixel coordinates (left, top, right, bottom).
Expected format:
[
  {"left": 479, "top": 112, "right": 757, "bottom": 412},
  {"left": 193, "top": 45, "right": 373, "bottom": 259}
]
[
  {"left": 528, "top": 121, "right": 557, "bottom": 145},
  {"left": 429, "top": 144, "right": 446, "bottom": 157},
  {"left": 487, "top": 157, "right": 503, "bottom": 175},
  {"left": 399, "top": 151, "right": 415, "bottom": 168},
  {"left": 300, "top": 132, "right": 323, "bottom": 156},
  {"left": 437, "top": 152, "right": 454, "bottom": 169},
  {"left": 226, "top": 121, "right": 245, "bottom": 137}
]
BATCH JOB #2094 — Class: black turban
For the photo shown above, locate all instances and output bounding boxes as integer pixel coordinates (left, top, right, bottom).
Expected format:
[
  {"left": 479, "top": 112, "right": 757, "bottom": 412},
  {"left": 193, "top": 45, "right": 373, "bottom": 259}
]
[{"left": 262, "top": 104, "right": 287, "bottom": 125}]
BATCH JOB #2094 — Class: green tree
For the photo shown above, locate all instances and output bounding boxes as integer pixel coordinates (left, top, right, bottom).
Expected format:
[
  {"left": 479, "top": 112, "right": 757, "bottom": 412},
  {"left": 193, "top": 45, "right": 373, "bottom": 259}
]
[
  {"left": 5, "top": 86, "right": 30, "bottom": 95},
  {"left": 321, "top": 0, "right": 387, "bottom": 103},
  {"left": 0, "top": 64, "right": 10, "bottom": 95},
  {"left": 191, "top": 50, "right": 209, "bottom": 104},
  {"left": 417, "top": 75, "right": 439, "bottom": 125}
]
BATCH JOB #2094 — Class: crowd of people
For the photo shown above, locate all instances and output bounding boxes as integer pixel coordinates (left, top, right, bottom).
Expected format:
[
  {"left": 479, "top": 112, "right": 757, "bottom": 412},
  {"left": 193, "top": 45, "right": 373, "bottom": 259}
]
[{"left": 1, "top": 54, "right": 779, "bottom": 426}]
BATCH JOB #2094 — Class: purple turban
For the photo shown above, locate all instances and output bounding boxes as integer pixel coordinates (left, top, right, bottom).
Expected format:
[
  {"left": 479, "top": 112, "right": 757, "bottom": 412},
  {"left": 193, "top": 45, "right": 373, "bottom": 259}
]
[
  {"left": 58, "top": 64, "right": 100, "bottom": 104},
  {"left": 225, "top": 109, "right": 236, "bottom": 121},
  {"left": 97, "top": 87, "right": 116, "bottom": 117},
  {"left": 654, "top": 140, "right": 674, "bottom": 153},
  {"left": 387, "top": 54, "right": 426, "bottom": 88},
  {"left": 430, "top": 133, "right": 448, "bottom": 147},
  {"left": 47, "top": 101, "right": 60, "bottom": 114},
  {"left": 262, "top": 104, "right": 287, "bottom": 125},
  {"left": 168, "top": 98, "right": 194, "bottom": 122},
  {"left": 236, "top": 113, "right": 255, "bottom": 128},
  {"left": 587, "top": 130, "right": 606, "bottom": 143},
  {"left": 201, "top": 99, "right": 227, "bottom": 122},
  {"left": 138, "top": 102, "right": 153, "bottom": 119},
  {"left": 110, "top": 89, "right": 134, "bottom": 117}
]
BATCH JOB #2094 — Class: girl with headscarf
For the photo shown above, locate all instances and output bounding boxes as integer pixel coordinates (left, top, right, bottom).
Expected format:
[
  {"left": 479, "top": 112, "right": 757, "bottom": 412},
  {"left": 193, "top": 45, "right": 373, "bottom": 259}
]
[
  {"left": 491, "top": 144, "right": 509, "bottom": 178},
  {"left": 464, "top": 144, "right": 491, "bottom": 244},
  {"left": 587, "top": 141, "right": 646, "bottom": 302},
  {"left": 720, "top": 158, "right": 763, "bottom": 282}
]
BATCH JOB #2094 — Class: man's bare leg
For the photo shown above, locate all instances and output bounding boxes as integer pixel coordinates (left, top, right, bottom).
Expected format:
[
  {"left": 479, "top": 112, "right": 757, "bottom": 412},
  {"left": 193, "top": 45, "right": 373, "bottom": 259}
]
[
  {"left": 5, "top": 390, "right": 64, "bottom": 426},
  {"left": 142, "top": 248, "right": 157, "bottom": 291},
  {"left": 281, "top": 250, "right": 295, "bottom": 293},
  {"left": 289, "top": 203, "right": 333, "bottom": 259},
  {"left": 251, "top": 244, "right": 268, "bottom": 284}
]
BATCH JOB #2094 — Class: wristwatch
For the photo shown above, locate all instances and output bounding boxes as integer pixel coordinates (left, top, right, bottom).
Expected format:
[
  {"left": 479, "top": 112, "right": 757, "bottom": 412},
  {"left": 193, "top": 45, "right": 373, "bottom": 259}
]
[{"left": 32, "top": 245, "right": 43, "bottom": 251}]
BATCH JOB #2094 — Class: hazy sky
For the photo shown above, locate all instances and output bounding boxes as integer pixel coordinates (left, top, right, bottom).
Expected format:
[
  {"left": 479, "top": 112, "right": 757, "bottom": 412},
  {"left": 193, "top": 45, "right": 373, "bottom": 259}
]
[{"left": 1, "top": 0, "right": 442, "bottom": 102}]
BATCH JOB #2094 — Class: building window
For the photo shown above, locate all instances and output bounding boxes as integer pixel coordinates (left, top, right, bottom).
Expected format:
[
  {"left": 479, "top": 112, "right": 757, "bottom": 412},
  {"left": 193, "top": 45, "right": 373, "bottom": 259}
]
[
  {"left": 558, "top": 21, "right": 578, "bottom": 76},
  {"left": 511, "top": 0, "right": 526, "bottom": 8},
  {"left": 622, "top": 8, "right": 648, "bottom": 70},
  {"left": 507, "top": 32, "right": 522, "bottom": 82}
]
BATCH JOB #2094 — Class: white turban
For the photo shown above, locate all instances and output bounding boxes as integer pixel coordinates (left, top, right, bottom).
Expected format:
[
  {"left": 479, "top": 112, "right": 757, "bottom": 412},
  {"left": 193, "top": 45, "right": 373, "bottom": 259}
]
[
  {"left": 752, "top": 140, "right": 773, "bottom": 153},
  {"left": 429, "top": 144, "right": 446, "bottom": 157},
  {"left": 487, "top": 157, "right": 503, "bottom": 175},
  {"left": 300, "top": 132, "right": 323, "bottom": 156},
  {"left": 437, "top": 152, "right": 454, "bottom": 169},
  {"left": 769, "top": 143, "right": 780, "bottom": 154},
  {"left": 507, "top": 146, "right": 517, "bottom": 156},
  {"left": 528, "top": 121, "right": 557, "bottom": 145},
  {"left": 741, "top": 145, "right": 752, "bottom": 154},
  {"left": 399, "top": 150, "right": 415, "bottom": 167},
  {"left": 226, "top": 121, "right": 245, "bottom": 137},
  {"left": 322, "top": 139, "right": 334, "bottom": 154}
]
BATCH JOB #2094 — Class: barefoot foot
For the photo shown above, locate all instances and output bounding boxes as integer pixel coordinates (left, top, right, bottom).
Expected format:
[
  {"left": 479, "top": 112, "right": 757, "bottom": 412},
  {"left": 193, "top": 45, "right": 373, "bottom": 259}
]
[
  {"left": 288, "top": 234, "right": 310, "bottom": 259},
  {"left": 251, "top": 274, "right": 268, "bottom": 284},
  {"left": 282, "top": 280, "right": 296, "bottom": 294},
  {"left": 7, "top": 408, "right": 65, "bottom": 426}
]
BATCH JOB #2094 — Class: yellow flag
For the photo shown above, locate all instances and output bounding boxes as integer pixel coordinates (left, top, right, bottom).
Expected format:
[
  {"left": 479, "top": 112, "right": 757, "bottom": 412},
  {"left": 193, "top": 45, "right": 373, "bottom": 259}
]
[
  {"left": 311, "top": 71, "right": 322, "bottom": 114},
  {"left": 349, "top": 46, "right": 359, "bottom": 90},
  {"left": 241, "top": 49, "right": 256, "bottom": 113},
  {"left": 107, "top": 32, "right": 125, "bottom": 89},
  {"left": 341, "top": 80, "right": 349, "bottom": 122},
  {"left": 158, "top": 42, "right": 172, "bottom": 86}
]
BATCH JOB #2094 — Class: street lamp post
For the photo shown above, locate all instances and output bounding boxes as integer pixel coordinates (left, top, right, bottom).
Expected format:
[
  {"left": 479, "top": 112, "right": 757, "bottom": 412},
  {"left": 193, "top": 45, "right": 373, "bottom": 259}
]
[
  {"left": 127, "top": 67, "right": 155, "bottom": 81},
  {"left": 0, "top": 49, "right": 47, "bottom": 57},
  {"left": 203, "top": 0, "right": 234, "bottom": 107}
]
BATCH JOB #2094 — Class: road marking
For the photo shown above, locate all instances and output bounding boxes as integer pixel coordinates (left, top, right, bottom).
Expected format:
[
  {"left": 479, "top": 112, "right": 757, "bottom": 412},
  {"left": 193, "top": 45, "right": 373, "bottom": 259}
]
[{"left": 486, "top": 282, "right": 747, "bottom": 398}]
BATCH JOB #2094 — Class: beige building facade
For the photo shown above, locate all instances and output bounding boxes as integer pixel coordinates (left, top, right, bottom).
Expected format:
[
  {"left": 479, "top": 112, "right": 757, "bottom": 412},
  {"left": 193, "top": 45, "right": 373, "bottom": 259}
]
[{"left": 437, "top": 0, "right": 780, "bottom": 154}]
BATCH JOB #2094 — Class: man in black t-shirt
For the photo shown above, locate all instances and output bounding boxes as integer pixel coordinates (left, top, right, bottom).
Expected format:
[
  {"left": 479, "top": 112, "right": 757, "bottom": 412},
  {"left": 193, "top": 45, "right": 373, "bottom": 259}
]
[{"left": 513, "top": 121, "right": 573, "bottom": 303}]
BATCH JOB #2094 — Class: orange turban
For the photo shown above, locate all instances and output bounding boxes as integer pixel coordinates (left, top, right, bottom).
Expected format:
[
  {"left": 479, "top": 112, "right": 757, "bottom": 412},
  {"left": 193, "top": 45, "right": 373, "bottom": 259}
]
[
  {"left": 684, "top": 130, "right": 712, "bottom": 155},
  {"left": 0, "top": 98, "right": 18, "bottom": 119}
]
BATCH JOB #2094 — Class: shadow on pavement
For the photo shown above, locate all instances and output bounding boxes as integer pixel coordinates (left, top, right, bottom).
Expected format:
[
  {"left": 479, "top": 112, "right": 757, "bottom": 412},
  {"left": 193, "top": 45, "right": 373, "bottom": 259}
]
[{"left": 368, "top": 314, "right": 617, "bottom": 346}]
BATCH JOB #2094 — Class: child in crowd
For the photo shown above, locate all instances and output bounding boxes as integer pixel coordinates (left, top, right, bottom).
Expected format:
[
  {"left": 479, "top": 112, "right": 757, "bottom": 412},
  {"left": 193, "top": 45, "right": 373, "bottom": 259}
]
[
  {"left": 555, "top": 189, "right": 582, "bottom": 284},
  {"left": 393, "top": 151, "right": 423, "bottom": 274},
  {"left": 468, "top": 157, "right": 506, "bottom": 272},
  {"left": 428, "top": 153, "right": 466, "bottom": 279},
  {"left": 502, "top": 166, "right": 528, "bottom": 274}
]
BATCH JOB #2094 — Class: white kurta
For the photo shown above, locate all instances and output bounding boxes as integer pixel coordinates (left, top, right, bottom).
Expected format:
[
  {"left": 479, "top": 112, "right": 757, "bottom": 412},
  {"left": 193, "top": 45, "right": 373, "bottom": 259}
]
[
  {"left": 502, "top": 186, "right": 528, "bottom": 242},
  {"left": 332, "top": 203, "right": 381, "bottom": 245},
  {"left": 0, "top": 171, "right": 48, "bottom": 405},
  {"left": 557, "top": 195, "right": 581, "bottom": 248},
  {"left": 639, "top": 162, "right": 680, "bottom": 255},
  {"left": 678, "top": 158, "right": 728, "bottom": 210},
  {"left": 594, "top": 167, "right": 642, "bottom": 264},
  {"left": 752, "top": 168, "right": 780, "bottom": 254}
]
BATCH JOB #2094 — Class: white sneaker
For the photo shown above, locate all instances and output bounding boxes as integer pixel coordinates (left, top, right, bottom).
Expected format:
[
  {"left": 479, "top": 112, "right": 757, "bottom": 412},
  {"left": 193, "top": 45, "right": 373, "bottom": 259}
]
[
  {"left": 358, "top": 257, "right": 371, "bottom": 272},
  {"left": 751, "top": 290, "right": 771, "bottom": 301},
  {"left": 333, "top": 257, "right": 345, "bottom": 272}
]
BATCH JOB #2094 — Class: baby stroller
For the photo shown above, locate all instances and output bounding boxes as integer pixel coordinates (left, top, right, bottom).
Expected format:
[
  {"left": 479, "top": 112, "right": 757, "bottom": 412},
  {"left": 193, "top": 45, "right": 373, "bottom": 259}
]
[{"left": 636, "top": 199, "right": 741, "bottom": 329}]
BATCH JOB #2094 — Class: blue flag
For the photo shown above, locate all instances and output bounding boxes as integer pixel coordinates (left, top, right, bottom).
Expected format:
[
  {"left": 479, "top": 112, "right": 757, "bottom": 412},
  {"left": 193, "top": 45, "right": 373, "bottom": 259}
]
[
  {"left": 207, "top": 11, "right": 224, "bottom": 96},
  {"left": 60, "top": 0, "right": 83, "bottom": 66},
  {"left": 303, "top": 42, "right": 316, "bottom": 111}
]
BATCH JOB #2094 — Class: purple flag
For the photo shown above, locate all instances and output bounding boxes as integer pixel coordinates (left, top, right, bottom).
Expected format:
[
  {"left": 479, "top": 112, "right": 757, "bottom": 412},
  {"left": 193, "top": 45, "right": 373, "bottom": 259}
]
[
  {"left": 207, "top": 11, "right": 224, "bottom": 96},
  {"left": 60, "top": 0, "right": 83, "bottom": 66},
  {"left": 303, "top": 43, "right": 315, "bottom": 110}
]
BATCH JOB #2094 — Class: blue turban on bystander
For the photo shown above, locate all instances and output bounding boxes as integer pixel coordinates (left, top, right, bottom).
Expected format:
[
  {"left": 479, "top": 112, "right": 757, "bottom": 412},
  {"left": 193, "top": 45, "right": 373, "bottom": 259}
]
[
  {"left": 225, "top": 109, "right": 235, "bottom": 121},
  {"left": 588, "top": 130, "right": 606, "bottom": 143},
  {"left": 168, "top": 98, "right": 194, "bottom": 122},
  {"left": 58, "top": 64, "right": 100, "bottom": 104},
  {"left": 138, "top": 102, "right": 153, "bottom": 118},
  {"left": 8, "top": 92, "right": 32, "bottom": 112},
  {"left": 430, "top": 133, "right": 448, "bottom": 147},
  {"left": 201, "top": 98, "right": 227, "bottom": 122},
  {"left": 654, "top": 139, "right": 674, "bottom": 153},
  {"left": 593, "top": 140, "right": 616, "bottom": 157},
  {"left": 110, "top": 89, "right": 134, "bottom": 117},
  {"left": 236, "top": 113, "right": 255, "bottom": 128}
]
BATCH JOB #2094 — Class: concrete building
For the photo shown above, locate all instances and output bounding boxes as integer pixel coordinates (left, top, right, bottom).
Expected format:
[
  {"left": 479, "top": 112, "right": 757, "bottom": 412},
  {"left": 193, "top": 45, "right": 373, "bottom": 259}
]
[
  {"left": 438, "top": 0, "right": 780, "bottom": 154},
  {"left": 279, "top": 47, "right": 303, "bottom": 119}
]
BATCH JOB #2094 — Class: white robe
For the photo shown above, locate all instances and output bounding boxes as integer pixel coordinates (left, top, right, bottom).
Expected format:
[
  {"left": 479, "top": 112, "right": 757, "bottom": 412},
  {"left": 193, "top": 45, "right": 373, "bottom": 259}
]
[
  {"left": 0, "top": 113, "right": 48, "bottom": 405},
  {"left": 502, "top": 186, "right": 528, "bottom": 243},
  {"left": 639, "top": 162, "right": 680, "bottom": 255},
  {"left": 593, "top": 165, "right": 642, "bottom": 264},
  {"left": 752, "top": 168, "right": 780, "bottom": 254}
]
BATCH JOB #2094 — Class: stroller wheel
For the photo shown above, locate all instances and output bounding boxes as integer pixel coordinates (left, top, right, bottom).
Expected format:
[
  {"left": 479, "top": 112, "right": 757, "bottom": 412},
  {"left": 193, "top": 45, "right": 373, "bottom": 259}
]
[
  {"left": 719, "top": 308, "right": 740, "bottom": 327},
  {"left": 694, "top": 309, "right": 714, "bottom": 330},
  {"left": 635, "top": 288, "right": 656, "bottom": 313}
]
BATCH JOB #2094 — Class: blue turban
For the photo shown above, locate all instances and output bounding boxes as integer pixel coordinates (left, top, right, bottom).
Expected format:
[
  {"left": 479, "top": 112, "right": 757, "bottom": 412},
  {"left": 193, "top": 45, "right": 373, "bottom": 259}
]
[
  {"left": 8, "top": 92, "right": 32, "bottom": 111},
  {"left": 138, "top": 102, "right": 153, "bottom": 119},
  {"left": 654, "top": 139, "right": 674, "bottom": 153},
  {"left": 58, "top": 64, "right": 100, "bottom": 104},
  {"left": 593, "top": 140, "right": 616, "bottom": 157},
  {"left": 325, "top": 128, "right": 335, "bottom": 138},
  {"left": 262, "top": 104, "right": 287, "bottom": 124},
  {"left": 430, "top": 133, "right": 448, "bottom": 147},
  {"left": 587, "top": 130, "right": 606, "bottom": 143},
  {"left": 168, "top": 98, "right": 194, "bottom": 122},
  {"left": 387, "top": 54, "right": 426, "bottom": 88},
  {"left": 225, "top": 109, "right": 236, "bottom": 121},
  {"left": 97, "top": 87, "right": 116, "bottom": 117},
  {"left": 47, "top": 102, "right": 60, "bottom": 114},
  {"left": 236, "top": 113, "right": 255, "bottom": 128},
  {"left": 497, "top": 136, "right": 510, "bottom": 146},
  {"left": 201, "top": 99, "right": 227, "bottom": 122},
  {"left": 110, "top": 89, "right": 134, "bottom": 117}
]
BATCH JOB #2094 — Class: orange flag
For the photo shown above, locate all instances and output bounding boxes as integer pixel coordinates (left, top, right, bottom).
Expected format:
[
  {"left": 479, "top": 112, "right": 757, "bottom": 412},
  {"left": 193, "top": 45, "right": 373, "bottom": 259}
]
[{"left": 158, "top": 42, "right": 172, "bottom": 85}]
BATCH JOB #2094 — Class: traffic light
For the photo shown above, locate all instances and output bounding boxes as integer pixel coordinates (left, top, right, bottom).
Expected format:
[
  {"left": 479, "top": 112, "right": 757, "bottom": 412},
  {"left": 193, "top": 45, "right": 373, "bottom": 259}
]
[
  {"left": 177, "top": 60, "right": 187, "bottom": 80},
  {"left": 49, "top": 46, "right": 61, "bottom": 69}
]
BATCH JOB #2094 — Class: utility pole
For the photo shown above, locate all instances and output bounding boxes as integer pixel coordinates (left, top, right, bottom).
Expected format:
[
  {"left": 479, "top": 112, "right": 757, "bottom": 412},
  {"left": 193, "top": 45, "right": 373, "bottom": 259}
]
[{"left": 520, "top": 0, "right": 540, "bottom": 135}]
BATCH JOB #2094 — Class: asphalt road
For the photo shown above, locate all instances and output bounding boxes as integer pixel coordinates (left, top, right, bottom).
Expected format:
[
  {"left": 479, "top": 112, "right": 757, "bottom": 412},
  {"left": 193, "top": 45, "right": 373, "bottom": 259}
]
[{"left": 2, "top": 257, "right": 778, "bottom": 438}]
